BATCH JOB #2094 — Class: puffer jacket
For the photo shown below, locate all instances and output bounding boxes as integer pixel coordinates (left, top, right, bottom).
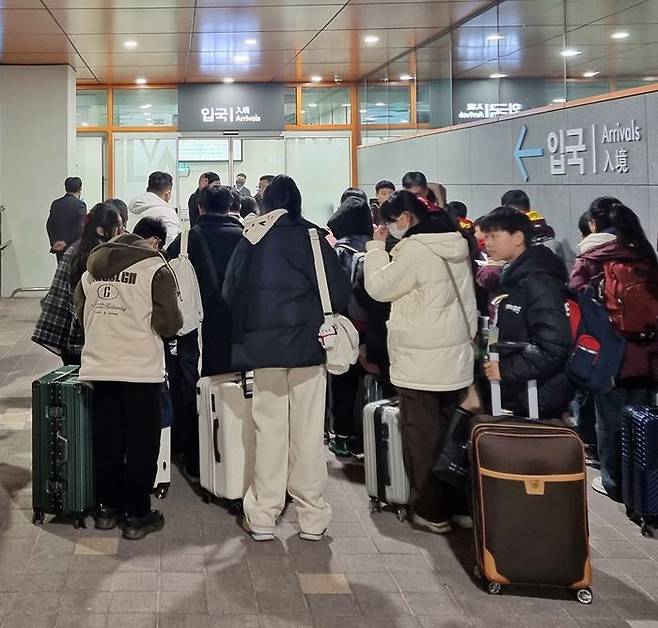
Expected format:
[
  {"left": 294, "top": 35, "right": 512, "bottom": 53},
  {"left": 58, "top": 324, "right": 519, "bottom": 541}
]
[
  {"left": 494, "top": 245, "right": 572, "bottom": 417},
  {"left": 364, "top": 218, "right": 477, "bottom": 392},
  {"left": 222, "top": 210, "right": 351, "bottom": 371},
  {"left": 129, "top": 192, "right": 181, "bottom": 248},
  {"left": 570, "top": 233, "right": 658, "bottom": 380}
]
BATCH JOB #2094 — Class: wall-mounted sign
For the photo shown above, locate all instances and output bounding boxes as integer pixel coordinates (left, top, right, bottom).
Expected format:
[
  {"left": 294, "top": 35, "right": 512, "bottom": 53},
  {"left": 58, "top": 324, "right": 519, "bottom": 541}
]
[
  {"left": 178, "top": 84, "right": 285, "bottom": 132},
  {"left": 178, "top": 138, "right": 243, "bottom": 161},
  {"left": 458, "top": 102, "right": 523, "bottom": 120}
]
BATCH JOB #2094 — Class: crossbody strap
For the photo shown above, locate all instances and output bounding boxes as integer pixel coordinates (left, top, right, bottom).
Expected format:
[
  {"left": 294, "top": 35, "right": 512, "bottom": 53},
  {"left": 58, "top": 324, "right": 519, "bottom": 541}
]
[
  {"left": 180, "top": 227, "right": 190, "bottom": 258},
  {"left": 442, "top": 258, "right": 471, "bottom": 341},
  {"left": 308, "top": 229, "right": 333, "bottom": 317}
]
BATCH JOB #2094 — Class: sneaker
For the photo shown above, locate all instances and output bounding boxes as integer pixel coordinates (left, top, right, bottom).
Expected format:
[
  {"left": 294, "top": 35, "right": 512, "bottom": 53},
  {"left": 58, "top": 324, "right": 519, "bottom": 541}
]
[
  {"left": 412, "top": 514, "right": 452, "bottom": 534},
  {"left": 242, "top": 518, "right": 275, "bottom": 542},
  {"left": 451, "top": 515, "right": 473, "bottom": 530},
  {"left": 299, "top": 529, "right": 327, "bottom": 542},
  {"left": 349, "top": 437, "right": 364, "bottom": 460},
  {"left": 94, "top": 504, "right": 119, "bottom": 531},
  {"left": 328, "top": 435, "right": 352, "bottom": 459},
  {"left": 122, "top": 510, "right": 165, "bottom": 541},
  {"left": 591, "top": 476, "right": 608, "bottom": 496}
]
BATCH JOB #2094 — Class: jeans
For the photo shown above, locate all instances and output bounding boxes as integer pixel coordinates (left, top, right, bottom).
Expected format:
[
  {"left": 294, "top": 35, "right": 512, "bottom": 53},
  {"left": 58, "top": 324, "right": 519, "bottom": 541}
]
[
  {"left": 329, "top": 362, "right": 362, "bottom": 438},
  {"left": 594, "top": 385, "right": 653, "bottom": 501}
]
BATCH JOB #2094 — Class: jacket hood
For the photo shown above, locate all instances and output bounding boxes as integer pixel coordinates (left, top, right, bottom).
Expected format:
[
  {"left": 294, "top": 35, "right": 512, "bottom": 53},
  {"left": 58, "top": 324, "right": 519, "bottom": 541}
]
[
  {"left": 578, "top": 232, "right": 617, "bottom": 254},
  {"left": 242, "top": 209, "right": 289, "bottom": 244},
  {"left": 578, "top": 237, "right": 645, "bottom": 263},
  {"left": 128, "top": 192, "right": 170, "bottom": 215},
  {"left": 502, "top": 244, "right": 568, "bottom": 287},
  {"left": 400, "top": 231, "right": 470, "bottom": 263},
  {"left": 327, "top": 197, "right": 374, "bottom": 239},
  {"left": 197, "top": 213, "right": 244, "bottom": 229},
  {"left": 87, "top": 233, "right": 161, "bottom": 279}
]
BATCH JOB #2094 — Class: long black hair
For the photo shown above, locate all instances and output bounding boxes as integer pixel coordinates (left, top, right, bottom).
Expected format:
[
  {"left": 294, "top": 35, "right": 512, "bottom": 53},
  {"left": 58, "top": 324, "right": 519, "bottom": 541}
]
[
  {"left": 70, "top": 202, "right": 122, "bottom": 288},
  {"left": 263, "top": 175, "right": 302, "bottom": 218},
  {"left": 589, "top": 197, "right": 657, "bottom": 265}
]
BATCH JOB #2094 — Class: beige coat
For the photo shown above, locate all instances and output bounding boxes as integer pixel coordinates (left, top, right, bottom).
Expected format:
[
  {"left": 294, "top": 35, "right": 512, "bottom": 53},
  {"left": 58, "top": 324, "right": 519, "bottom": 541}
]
[{"left": 365, "top": 232, "right": 477, "bottom": 392}]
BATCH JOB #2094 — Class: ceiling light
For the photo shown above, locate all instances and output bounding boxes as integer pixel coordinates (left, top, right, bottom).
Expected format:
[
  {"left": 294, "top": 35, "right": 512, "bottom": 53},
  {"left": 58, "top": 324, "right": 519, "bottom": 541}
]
[
  {"left": 123, "top": 40, "right": 138, "bottom": 49},
  {"left": 311, "top": 75, "right": 322, "bottom": 83},
  {"left": 399, "top": 74, "right": 413, "bottom": 81},
  {"left": 308, "top": 103, "right": 318, "bottom": 108},
  {"left": 365, "top": 117, "right": 377, "bottom": 122},
  {"left": 244, "top": 38, "right": 258, "bottom": 45},
  {"left": 561, "top": 49, "right": 581, "bottom": 58},
  {"left": 364, "top": 35, "right": 379, "bottom": 44},
  {"left": 643, "top": 76, "right": 657, "bottom": 82},
  {"left": 359, "top": 108, "right": 367, "bottom": 114},
  {"left": 140, "top": 103, "right": 152, "bottom": 109},
  {"left": 81, "top": 122, "right": 89, "bottom": 126},
  {"left": 147, "top": 122, "right": 154, "bottom": 126},
  {"left": 234, "top": 54, "right": 249, "bottom": 63},
  {"left": 400, "top": 119, "right": 409, "bottom": 124},
  {"left": 490, "top": 73, "right": 508, "bottom": 79},
  {"left": 375, "top": 102, "right": 386, "bottom": 107},
  {"left": 341, "top": 103, "right": 350, "bottom": 107},
  {"left": 135, "top": 77, "right": 147, "bottom": 85},
  {"left": 486, "top": 33, "right": 505, "bottom": 42},
  {"left": 552, "top": 97, "right": 566, "bottom": 103},
  {"left": 611, "top": 31, "right": 629, "bottom": 40},
  {"left": 223, "top": 77, "right": 235, "bottom": 84},
  {"left": 583, "top": 71, "right": 599, "bottom": 78},
  {"left": 301, "top": 110, "right": 306, "bottom": 114}
]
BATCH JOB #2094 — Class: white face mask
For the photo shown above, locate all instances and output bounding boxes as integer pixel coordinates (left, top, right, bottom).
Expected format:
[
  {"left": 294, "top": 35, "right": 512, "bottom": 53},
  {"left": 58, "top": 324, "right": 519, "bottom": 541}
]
[{"left": 387, "top": 220, "right": 409, "bottom": 240}]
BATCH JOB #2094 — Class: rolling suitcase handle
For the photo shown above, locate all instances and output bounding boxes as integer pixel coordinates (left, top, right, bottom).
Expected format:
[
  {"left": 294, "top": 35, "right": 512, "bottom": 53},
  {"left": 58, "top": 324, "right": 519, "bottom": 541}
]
[{"left": 489, "top": 341, "right": 539, "bottom": 420}]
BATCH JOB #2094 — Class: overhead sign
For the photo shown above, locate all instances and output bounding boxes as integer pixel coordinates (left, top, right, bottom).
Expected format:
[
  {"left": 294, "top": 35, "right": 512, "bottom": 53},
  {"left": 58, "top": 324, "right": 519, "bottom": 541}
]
[
  {"left": 178, "top": 84, "right": 286, "bottom": 132},
  {"left": 514, "top": 125, "right": 544, "bottom": 182},
  {"left": 458, "top": 102, "right": 523, "bottom": 120}
]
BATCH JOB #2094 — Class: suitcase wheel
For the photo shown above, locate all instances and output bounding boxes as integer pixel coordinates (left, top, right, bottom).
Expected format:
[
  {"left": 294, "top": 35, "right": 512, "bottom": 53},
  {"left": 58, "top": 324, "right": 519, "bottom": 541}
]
[
  {"left": 32, "top": 510, "right": 45, "bottom": 526},
  {"left": 154, "top": 484, "right": 169, "bottom": 500},
  {"left": 487, "top": 582, "right": 502, "bottom": 596},
  {"left": 201, "top": 492, "right": 212, "bottom": 505},
  {"left": 576, "top": 588, "right": 593, "bottom": 605},
  {"left": 227, "top": 500, "right": 243, "bottom": 516},
  {"left": 396, "top": 507, "right": 407, "bottom": 523},
  {"left": 641, "top": 523, "right": 655, "bottom": 538}
]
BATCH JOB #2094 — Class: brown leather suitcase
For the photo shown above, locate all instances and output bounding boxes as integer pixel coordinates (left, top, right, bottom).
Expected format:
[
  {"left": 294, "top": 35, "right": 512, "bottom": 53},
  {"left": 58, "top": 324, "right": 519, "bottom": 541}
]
[{"left": 471, "top": 419, "right": 593, "bottom": 604}]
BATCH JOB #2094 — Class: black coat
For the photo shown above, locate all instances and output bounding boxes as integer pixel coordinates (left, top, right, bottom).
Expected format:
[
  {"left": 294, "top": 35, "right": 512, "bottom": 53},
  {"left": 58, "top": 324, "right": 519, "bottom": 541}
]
[
  {"left": 495, "top": 245, "right": 573, "bottom": 418},
  {"left": 46, "top": 194, "right": 87, "bottom": 250},
  {"left": 168, "top": 213, "right": 243, "bottom": 376},
  {"left": 187, "top": 190, "right": 200, "bottom": 227},
  {"left": 222, "top": 213, "right": 351, "bottom": 371}
]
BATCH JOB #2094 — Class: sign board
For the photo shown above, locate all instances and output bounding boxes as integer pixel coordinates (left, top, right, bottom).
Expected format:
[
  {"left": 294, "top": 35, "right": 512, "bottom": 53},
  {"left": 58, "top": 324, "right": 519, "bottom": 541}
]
[
  {"left": 178, "top": 138, "right": 243, "bottom": 161},
  {"left": 458, "top": 102, "right": 524, "bottom": 120},
  {"left": 178, "top": 84, "right": 286, "bottom": 132}
]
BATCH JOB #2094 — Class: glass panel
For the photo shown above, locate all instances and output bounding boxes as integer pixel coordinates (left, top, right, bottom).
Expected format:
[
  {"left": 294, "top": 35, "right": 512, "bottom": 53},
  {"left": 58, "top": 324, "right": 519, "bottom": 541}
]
[
  {"left": 416, "top": 33, "right": 452, "bottom": 128},
  {"left": 75, "top": 135, "right": 105, "bottom": 208},
  {"left": 76, "top": 89, "right": 107, "bottom": 127},
  {"left": 285, "top": 134, "right": 351, "bottom": 225},
  {"left": 113, "top": 135, "right": 178, "bottom": 221},
  {"left": 300, "top": 87, "right": 351, "bottom": 125},
  {"left": 113, "top": 89, "right": 178, "bottom": 127},
  {"left": 284, "top": 87, "right": 297, "bottom": 125},
  {"left": 360, "top": 83, "right": 411, "bottom": 125},
  {"left": 237, "top": 137, "right": 286, "bottom": 196}
]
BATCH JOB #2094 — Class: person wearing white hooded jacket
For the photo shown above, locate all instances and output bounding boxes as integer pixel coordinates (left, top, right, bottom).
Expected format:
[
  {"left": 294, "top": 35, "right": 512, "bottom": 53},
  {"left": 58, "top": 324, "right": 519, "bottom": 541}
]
[
  {"left": 129, "top": 171, "right": 181, "bottom": 248},
  {"left": 365, "top": 190, "right": 477, "bottom": 534}
]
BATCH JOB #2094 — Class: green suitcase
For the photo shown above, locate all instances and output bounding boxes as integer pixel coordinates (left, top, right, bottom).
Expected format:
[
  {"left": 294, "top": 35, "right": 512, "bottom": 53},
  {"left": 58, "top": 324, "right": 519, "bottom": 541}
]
[{"left": 32, "top": 366, "right": 94, "bottom": 528}]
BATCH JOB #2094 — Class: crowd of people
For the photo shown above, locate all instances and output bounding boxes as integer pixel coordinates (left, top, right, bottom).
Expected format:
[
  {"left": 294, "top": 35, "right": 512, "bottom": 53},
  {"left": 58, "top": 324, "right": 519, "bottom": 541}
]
[{"left": 34, "top": 167, "right": 658, "bottom": 540}]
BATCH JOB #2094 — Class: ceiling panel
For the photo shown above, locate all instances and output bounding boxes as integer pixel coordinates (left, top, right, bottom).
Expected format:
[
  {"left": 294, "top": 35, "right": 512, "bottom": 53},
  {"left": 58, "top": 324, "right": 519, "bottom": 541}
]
[
  {"left": 497, "top": 0, "right": 565, "bottom": 27},
  {"left": 191, "top": 31, "right": 317, "bottom": 52},
  {"left": 0, "top": 34, "right": 76, "bottom": 54},
  {"left": 193, "top": 6, "right": 339, "bottom": 33},
  {"left": 82, "top": 52, "right": 190, "bottom": 67},
  {"left": 188, "top": 49, "right": 298, "bottom": 67},
  {"left": 0, "top": 52, "right": 82, "bottom": 65},
  {"left": 197, "top": 0, "right": 344, "bottom": 5},
  {"left": 592, "top": 2, "right": 658, "bottom": 25},
  {"left": 186, "top": 65, "right": 283, "bottom": 82},
  {"left": 308, "top": 27, "right": 441, "bottom": 51},
  {"left": 275, "top": 61, "right": 384, "bottom": 82},
  {"left": 70, "top": 33, "right": 191, "bottom": 53},
  {"left": 0, "top": 9, "right": 63, "bottom": 34},
  {"left": 566, "top": 0, "right": 650, "bottom": 27},
  {"left": 43, "top": 0, "right": 195, "bottom": 6},
  {"left": 0, "top": 0, "right": 42, "bottom": 6},
  {"left": 92, "top": 66, "right": 187, "bottom": 82},
  {"left": 49, "top": 7, "right": 195, "bottom": 34}
]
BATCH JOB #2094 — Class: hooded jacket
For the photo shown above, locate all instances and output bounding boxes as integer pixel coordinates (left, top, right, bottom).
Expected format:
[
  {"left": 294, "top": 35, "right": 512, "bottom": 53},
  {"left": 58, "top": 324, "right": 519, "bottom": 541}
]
[
  {"left": 129, "top": 192, "right": 182, "bottom": 248},
  {"left": 74, "top": 233, "right": 183, "bottom": 383},
  {"left": 222, "top": 210, "right": 351, "bottom": 371},
  {"left": 570, "top": 234, "right": 658, "bottom": 379},
  {"left": 364, "top": 217, "right": 477, "bottom": 392},
  {"left": 494, "top": 245, "right": 572, "bottom": 417}
]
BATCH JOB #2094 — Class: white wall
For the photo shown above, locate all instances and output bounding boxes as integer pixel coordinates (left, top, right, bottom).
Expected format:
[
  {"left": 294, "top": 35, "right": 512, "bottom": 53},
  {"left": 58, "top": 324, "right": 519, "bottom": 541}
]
[{"left": 0, "top": 65, "right": 76, "bottom": 296}]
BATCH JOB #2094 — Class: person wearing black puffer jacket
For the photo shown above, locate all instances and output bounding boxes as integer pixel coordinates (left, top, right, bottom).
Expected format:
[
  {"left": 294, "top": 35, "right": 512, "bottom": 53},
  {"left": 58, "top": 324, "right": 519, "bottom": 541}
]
[
  {"left": 326, "top": 188, "right": 374, "bottom": 459},
  {"left": 223, "top": 175, "right": 350, "bottom": 543},
  {"left": 481, "top": 207, "right": 572, "bottom": 419}
]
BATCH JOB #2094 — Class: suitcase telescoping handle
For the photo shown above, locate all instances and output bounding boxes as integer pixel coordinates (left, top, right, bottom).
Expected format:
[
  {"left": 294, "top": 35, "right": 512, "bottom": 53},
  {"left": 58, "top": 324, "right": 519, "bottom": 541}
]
[{"left": 488, "top": 342, "right": 539, "bottom": 420}]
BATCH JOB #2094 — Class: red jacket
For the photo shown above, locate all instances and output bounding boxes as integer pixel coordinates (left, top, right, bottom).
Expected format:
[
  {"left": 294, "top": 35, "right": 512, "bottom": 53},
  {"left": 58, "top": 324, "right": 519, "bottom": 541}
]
[{"left": 570, "top": 235, "right": 658, "bottom": 380}]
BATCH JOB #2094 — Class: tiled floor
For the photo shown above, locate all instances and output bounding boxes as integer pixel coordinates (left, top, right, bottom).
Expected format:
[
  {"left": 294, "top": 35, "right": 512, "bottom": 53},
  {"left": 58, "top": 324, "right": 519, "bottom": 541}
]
[{"left": 1, "top": 297, "right": 658, "bottom": 628}]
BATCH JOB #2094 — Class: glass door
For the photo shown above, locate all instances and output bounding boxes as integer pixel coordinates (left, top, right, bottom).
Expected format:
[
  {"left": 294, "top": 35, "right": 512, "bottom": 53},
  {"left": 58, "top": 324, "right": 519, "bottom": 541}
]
[{"left": 76, "top": 134, "right": 106, "bottom": 208}]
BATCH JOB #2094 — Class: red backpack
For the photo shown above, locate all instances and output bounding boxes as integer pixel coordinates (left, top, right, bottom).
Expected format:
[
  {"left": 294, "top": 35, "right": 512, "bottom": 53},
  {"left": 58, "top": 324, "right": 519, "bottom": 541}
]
[{"left": 602, "top": 259, "right": 658, "bottom": 339}]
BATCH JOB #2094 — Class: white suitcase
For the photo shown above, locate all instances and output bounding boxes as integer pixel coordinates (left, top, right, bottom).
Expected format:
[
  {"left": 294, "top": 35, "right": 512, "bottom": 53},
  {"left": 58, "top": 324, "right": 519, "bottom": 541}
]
[
  {"left": 153, "top": 427, "right": 171, "bottom": 499},
  {"left": 363, "top": 399, "right": 410, "bottom": 521},
  {"left": 197, "top": 372, "right": 254, "bottom": 513}
]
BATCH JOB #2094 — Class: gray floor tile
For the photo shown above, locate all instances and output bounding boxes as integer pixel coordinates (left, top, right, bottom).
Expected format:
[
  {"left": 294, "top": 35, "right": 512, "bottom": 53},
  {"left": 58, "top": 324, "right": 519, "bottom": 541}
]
[
  {"left": 112, "top": 571, "right": 160, "bottom": 592},
  {"left": 109, "top": 591, "right": 158, "bottom": 613},
  {"left": 257, "top": 591, "right": 310, "bottom": 616},
  {"left": 305, "top": 593, "right": 360, "bottom": 616},
  {"left": 9, "top": 592, "right": 60, "bottom": 613},
  {"left": 55, "top": 614, "right": 107, "bottom": 628},
  {"left": 106, "top": 613, "right": 157, "bottom": 628},
  {"left": 2, "top": 612, "right": 59, "bottom": 628},
  {"left": 159, "top": 591, "right": 209, "bottom": 614},
  {"left": 59, "top": 591, "right": 111, "bottom": 614}
]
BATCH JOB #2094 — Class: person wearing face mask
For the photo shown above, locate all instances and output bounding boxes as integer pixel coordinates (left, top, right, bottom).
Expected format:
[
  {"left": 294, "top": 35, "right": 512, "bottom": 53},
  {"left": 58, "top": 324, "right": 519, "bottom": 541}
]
[
  {"left": 364, "top": 190, "right": 477, "bottom": 534},
  {"left": 128, "top": 171, "right": 181, "bottom": 248}
]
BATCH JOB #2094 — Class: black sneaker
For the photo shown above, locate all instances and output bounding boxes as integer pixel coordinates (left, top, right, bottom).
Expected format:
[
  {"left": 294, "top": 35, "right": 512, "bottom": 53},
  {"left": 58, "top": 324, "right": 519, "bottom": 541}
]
[
  {"left": 328, "top": 435, "right": 352, "bottom": 459},
  {"left": 122, "top": 510, "right": 165, "bottom": 541},
  {"left": 94, "top": 504, "right": 119, "bottom": 530},
  {"left": 349, "top": 436, "right": 364, "bottom": 460}
]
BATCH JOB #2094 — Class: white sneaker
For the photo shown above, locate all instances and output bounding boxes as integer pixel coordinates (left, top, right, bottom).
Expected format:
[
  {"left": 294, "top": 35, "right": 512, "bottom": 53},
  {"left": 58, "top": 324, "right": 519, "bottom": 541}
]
[
  {"left": 451, "top": 515, "right": 473, "bottom": 529},
  {"left": 299, "top": 529, "right": 327, "bottom": 542},
  {"left": 412, "top": 514, "right": 452, "bottom": 534},
  {"left": 591, "top": 476, "right": 608, "bottom": 496},
  {"left": 242, "top": 518, "right": 275, "bottom": 542}
]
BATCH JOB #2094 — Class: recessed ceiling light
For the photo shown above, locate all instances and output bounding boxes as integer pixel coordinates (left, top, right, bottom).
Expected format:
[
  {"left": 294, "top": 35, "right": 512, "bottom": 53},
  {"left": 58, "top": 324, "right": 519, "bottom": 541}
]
[
  {"left": 399, "top": 74, "right": 413, "bottom": 81},
  {"left": 553, "top": 97, "right": 566, "bottom": 103},
  {"left": 341, "top": 103, "right": 350, "bottom": 108},
  {"left": 490, "top": 73, "right": 508, "bottom": 79},
  {"left": 234, "top": 54, "right": 249, "bottom": 63},
  {"left": 359, "top": 108, "right": 367, "bottom": 114},
  {"left": 375, "top": 102, "right": 386, "bottom": 107},
  {"left": 81, "top": 122, "right": 89, "bottom": 126},
  {"left": 364, "top": 35, "right": 379, "bottom": 44},
  {"left": 583, "top": 71, "right": 600, "bottom": 78},
  {"left": 400, "top": 119, "right": 409, "bottom": 124},
  {"left": 123, "top": 40, "right": 138, "bottom": 49},
  {"left": 301, "top": 109, "right": 306, "bottom": 114},
  {"left": 561, "top": 49, "right": 581, "bottom": 58},
  {"left": 140, "top": 103, "right": 152, "bottom": 109},
  {"left": 244, "top": 38, "right": 258, "bottom": 45},
  {"left": 643, "top": 76, "right": 657, "bottom": 82},
  {"left": 611, "top": 31, "right": 629, "bottom": 39},
  {"left": 311, "top": 75, "right": 322, "bottom": 83},
  {"left": 308, "top": 103, "right": 318, "bottom": 108},
  {"left": 486, "top": 33, "right": 505, "bottom": 42},
  {"left": 147, "top": 122, "right": 154, "bottom": 126},
  {"left": 223, "top": 77, "right": 235, "bottom": 84},
  {"left": 135, "top": 77, "right": 147, "bottom": 85}
]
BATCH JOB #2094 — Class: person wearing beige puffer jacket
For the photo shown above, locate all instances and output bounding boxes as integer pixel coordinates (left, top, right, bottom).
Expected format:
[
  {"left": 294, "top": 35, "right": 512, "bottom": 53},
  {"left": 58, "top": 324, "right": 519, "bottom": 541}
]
[{"left": 365, "top": 190, "right": 477, "bottom": 534}]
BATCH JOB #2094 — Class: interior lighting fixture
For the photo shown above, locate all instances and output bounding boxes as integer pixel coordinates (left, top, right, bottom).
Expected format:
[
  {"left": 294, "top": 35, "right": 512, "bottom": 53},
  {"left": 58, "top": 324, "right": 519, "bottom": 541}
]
[
  {"left": 308, "top": 103, "right": 318, "bottom": 108},
  {"left": 375, "top": 102, "right": 386, "bottom": 107},
  {"left": 244, "top": 38, "right": 258, "bottom": 45},
  {"left": 223, "top": 77, "right": 235, "bottom": 83},
  {"left": 234, "top": 54, "right": 249, "bottom": 63},
  {"left": 561, "top": 49, "right": 581, "bottom": 57},
  {"left": 123, "top": 40, "right": 138, "bottom": 49},
  {"left": 611, "top": 31, "right": 629, "bottom": 39},
  {"left": 341, "top": 103, "right": 350, "bottom": 107},
  {"left": 81, "top": 122, "right": 89, "bottom": 126},
  {"left": 490, "top": 73, "right": 508, "bottom": 79},
  {"left": 583, "top": 71, "right": 599, "bottom": 78},
  {"left": 135, "top": 77, "right": 147, "bottom": 85},
  {"left": 140, "top": 103, "right": 152, "bottom": 109},
  {"left": 552, "top": 97, "right": 566, "bottom": 103},
  {"left": 311, "top": 75, "right": 322, "bottom": 82},
  {"left": 399, "top": 74, "right": 413, "bottom": 81},
  {"left": 364, "top": 35, "right": 380, "bottom": 44},
  {"left": 486, "top": 34, "right": 505, "bottom": 41},
  {"left": 359, "top": 108, "right": 367, "bottom": 114},
  {"left": 642, "top": 76, "right": 657, "bottom": 82}
]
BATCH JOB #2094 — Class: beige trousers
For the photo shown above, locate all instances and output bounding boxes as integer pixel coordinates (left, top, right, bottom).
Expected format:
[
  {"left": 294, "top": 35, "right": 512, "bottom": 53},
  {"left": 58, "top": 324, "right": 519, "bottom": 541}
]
[{"left": 243, "top": 365, "right": 331, "bottom": 535}]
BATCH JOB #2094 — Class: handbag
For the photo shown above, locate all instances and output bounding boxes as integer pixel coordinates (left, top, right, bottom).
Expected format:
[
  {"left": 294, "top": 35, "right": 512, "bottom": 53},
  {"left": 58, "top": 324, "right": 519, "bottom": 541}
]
[
  {"left": 308, "top": 229, "right": 359, "bottom": 376},
  {"left": 433, "top": 258, "right": 483, "bottom": 489}
]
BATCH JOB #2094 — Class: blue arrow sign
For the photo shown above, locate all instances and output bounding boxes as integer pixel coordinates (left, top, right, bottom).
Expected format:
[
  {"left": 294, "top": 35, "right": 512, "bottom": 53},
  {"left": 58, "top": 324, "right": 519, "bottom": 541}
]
[{"left": 514, "top": 125, "right": 544, "bottom": 182}]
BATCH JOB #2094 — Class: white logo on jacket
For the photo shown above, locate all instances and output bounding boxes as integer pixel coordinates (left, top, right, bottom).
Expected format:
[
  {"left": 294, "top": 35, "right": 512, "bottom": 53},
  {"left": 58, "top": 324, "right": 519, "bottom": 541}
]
[{"left": 505, "top": 304, "right": 522, "bottom": 314}]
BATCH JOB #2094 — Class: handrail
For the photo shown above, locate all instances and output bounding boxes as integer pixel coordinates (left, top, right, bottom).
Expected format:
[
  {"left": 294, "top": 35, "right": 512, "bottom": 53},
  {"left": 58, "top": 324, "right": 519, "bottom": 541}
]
[
  {"left": 0, "top": 241, "right": 11, "bottom": 253},
  {"left": 10, "top": 287, "right": 49, "bottom": 298}
]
